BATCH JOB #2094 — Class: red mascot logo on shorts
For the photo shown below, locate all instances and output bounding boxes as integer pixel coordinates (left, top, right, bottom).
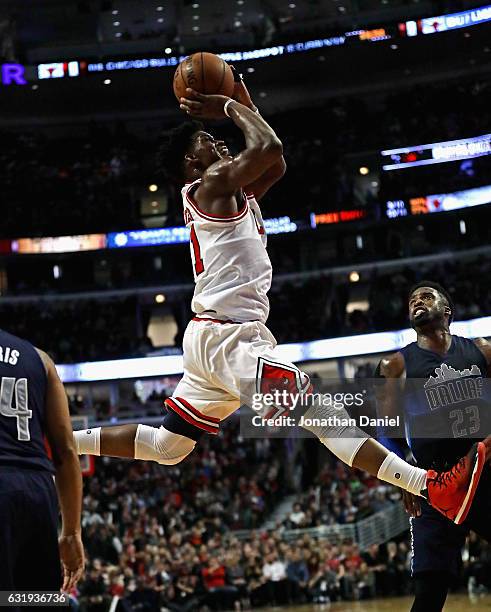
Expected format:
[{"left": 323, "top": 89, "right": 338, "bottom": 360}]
[{"left": 256, "top": 357, "right": 311, "bottom": 419}]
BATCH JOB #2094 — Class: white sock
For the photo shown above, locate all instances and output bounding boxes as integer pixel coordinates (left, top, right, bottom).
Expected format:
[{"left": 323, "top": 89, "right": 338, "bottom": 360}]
[
  {"left": 377, "top": 452, "right": 427, "bottom": 496},
  {"left": 74, "top": 428, "right": 101, "bottom": 456}
]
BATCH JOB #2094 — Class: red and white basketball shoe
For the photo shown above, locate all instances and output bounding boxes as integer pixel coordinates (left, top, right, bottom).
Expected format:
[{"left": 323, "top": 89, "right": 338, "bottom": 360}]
[{"left": 425, "top": 436, "right": 491, "bottom": 525}]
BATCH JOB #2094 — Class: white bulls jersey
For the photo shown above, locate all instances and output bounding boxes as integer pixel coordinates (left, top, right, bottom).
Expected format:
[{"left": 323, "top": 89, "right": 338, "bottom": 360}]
[
  {"left": 181, "top": 179, "right": 272, "bottom": 323},
  {"left": 165, "top": 180, "right": 309, "bottom": 433}
]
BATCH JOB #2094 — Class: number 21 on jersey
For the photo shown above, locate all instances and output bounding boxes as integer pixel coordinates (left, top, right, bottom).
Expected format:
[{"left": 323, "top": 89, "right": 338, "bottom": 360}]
[{"left": 190, "top": 225, "right": 204, "bottom": 276}]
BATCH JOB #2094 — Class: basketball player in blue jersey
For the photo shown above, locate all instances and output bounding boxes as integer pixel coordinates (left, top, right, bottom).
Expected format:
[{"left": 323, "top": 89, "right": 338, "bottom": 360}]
[
  {"left": 0, "top": 328, "right": 85, "bottom": 593},
  {"left": 74, "top": 75, "right": 489, "bottom": 530},
  {"left": 375, "top": 280, "right": 491, "bottom": 612}
]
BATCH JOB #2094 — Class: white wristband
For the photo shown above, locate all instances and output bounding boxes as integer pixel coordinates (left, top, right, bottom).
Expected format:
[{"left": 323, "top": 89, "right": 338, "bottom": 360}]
[
  {"left": 224, "top": 99, "right": 259, "bottom": 117},
  {"left": 223, "top": 99, "right": 234, "bottom": 118},
  {"left": 74, "top": 427, "right": 101, "bottom": 456}
]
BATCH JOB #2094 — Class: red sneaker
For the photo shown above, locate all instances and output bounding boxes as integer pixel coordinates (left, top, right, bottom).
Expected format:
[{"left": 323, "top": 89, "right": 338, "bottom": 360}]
[{"left": 425, "top": 440, "right": 488, "bottom": 525}]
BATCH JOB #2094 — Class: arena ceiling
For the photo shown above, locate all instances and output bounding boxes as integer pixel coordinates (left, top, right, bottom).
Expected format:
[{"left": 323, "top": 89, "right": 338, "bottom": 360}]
[{"left": 2, "top": 0, "right": 487, "bottom": 60}]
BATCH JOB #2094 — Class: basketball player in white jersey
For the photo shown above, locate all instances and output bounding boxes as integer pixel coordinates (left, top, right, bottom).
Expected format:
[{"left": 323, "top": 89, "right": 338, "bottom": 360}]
[{"left": 74, "top": 72, "right": 489, "bottom": 524}]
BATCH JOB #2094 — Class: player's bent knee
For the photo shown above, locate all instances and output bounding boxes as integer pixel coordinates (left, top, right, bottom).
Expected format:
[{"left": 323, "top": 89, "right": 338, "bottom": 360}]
[
  {"left": 134, "top": 424, "right": 196, "bottom": 465},
  {"left": 158, "top": 453, "right": 192, "bottom": 465},
  {"left": 319, "top": 436, "right": 369, "bottom": 467},
  {"left": 301, "top": 403, "right": 369, "bottom": 466}
]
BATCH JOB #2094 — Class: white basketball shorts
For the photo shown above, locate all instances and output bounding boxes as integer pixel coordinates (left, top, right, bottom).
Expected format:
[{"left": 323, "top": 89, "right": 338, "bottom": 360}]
[{"left": 164, "top": 316, "right": 311, "bottom": 435}]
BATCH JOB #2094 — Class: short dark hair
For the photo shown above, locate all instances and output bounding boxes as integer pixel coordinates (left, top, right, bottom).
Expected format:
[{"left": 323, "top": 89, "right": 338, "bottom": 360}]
[
  {"left": 158, "top": 120, "right": 204, "bottom": 184},
  {"left": 409, "top": 280, "right": 454, "bottom": 322}
]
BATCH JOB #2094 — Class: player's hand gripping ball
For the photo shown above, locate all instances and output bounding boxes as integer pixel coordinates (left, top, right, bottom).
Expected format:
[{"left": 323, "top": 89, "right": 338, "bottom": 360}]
[{"left": 179, "top": 88, "right": 231, "bottom": 120}]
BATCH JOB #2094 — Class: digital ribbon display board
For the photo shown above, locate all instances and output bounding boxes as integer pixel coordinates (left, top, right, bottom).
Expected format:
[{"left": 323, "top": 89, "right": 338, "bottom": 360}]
[
  {"left": 401, "top": 5, "right": 491, "bottom": 37},
  {"left": 3, "top": 211, "right": 364, "bottom": 256},
  {"left": 385, "top": 184, "right": 491, "bottom": 218},
  {"left": 381, "top": 133, "right": 491, "bottom": 171},
  {"left": 12, "top": 234, "right": 107, "bottom": 255}
]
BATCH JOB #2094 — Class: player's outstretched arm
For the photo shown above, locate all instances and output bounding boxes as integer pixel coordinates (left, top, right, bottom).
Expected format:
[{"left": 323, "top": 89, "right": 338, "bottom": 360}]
[
  {"left": 374, "top": 353, "right": 409, "bottom": 457},
  {"left": 39, "top": 350, "right": 85, "bottom": 592},
  {"left": 229, "top": 65, "right": 286, "bottom": 200}
]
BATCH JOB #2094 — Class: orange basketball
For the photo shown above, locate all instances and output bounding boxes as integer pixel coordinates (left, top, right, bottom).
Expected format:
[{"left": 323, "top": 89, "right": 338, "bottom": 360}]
[{"left": 173, "top": 52, "right": 235, "bottom": 101}]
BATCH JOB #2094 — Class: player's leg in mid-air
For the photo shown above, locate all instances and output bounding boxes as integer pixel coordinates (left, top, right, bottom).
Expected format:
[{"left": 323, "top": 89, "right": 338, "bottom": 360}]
[
  {"left": 74, "top": 317, "right": 491, "bottom": 525},
  {"left": 74, "top": 317, "right": 240, "bottom": 465}
]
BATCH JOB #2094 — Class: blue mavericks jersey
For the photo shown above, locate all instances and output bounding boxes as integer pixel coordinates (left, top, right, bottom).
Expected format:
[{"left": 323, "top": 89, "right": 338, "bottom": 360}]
[
  {"left": 401, "top": 335, "right": 490, "bottom": 471},
  {"left": 0, "top": 329, "right": 54, "bottom": 472}
]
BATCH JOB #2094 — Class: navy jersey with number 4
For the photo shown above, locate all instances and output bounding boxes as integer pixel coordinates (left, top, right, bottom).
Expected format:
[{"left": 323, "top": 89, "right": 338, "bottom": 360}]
[
  {"left": 401, "top": 335, "right": 490, "bottom": 471},
  {"left": 0, "top": 328, "right": 53, "bottom": 473}
]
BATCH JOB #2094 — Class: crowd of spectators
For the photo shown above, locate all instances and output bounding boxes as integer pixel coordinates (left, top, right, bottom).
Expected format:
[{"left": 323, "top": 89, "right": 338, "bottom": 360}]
[
  {"left": 70, "top": 414, "right": 490, "bottom": 611},
  {"left": 80, "top": 423, "right": 286, "bottom": 534},
  {"left": 0, "top": 297, "right": 147, "bottom": 363},
  {"left": 75, "top": 533, "right": 414, "bottom": 611},
  {"left": 282, "top": 461, "right": 398, "bottom": 529},
  {"left": 71, "top": 413, "right": 417, "bottom": 611},
  {"left": 0, "top": 77, "right": 488, "bottom": 237},
  {"left": 0, "top": 125, "right": 143, "bottom": 237}
]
